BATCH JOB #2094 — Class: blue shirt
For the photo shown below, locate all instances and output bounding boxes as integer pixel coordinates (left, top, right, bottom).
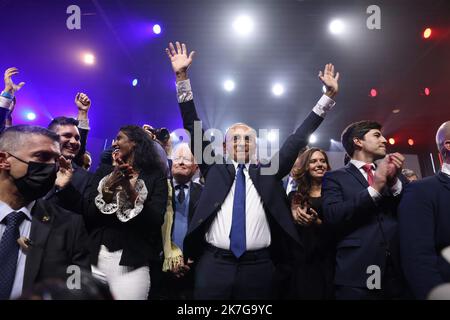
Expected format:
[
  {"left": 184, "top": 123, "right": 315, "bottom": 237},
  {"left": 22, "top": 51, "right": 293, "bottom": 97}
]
[
  {"left": 0, "top": 200, "right": 35, "bottom": 299},
  {"left": 172, "top": 181, "right": 190, "bottom": 252}
]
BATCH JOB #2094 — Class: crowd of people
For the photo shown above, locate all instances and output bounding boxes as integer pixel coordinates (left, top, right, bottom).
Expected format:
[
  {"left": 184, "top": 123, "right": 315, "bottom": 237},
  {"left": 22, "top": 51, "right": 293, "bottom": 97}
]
[{"left": 0, "top": 42, "right": 449, "bottom": 300}]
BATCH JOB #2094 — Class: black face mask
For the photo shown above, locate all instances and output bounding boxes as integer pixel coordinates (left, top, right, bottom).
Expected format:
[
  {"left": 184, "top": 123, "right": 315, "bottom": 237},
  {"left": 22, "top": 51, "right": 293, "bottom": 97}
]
[{"left": 8, "top": 153, "right": 58, "bottom": 201}]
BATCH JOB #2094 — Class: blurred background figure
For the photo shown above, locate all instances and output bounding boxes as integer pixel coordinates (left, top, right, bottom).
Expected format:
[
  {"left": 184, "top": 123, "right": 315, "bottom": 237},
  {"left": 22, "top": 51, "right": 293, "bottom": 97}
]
[{"left": 402, "top": 168, "right": 419, "bottom": 182}]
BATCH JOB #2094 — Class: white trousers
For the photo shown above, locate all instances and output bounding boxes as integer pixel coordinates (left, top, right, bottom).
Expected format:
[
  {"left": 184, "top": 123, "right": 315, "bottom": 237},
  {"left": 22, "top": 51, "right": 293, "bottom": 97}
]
[{"left": 91, "top": 245, "right": 150, "bottom": 300}]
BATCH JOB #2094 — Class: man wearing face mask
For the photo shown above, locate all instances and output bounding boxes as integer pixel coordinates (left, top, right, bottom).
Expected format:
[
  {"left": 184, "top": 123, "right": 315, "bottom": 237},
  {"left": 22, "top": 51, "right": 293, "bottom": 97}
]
[{"left": 0, "top": 125, "right": 90, "bottom": 300}]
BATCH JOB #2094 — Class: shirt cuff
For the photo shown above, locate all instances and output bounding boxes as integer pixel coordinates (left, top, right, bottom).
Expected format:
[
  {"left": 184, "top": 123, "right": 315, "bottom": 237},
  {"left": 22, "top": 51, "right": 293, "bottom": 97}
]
[
  {"left": 312, "top": 94, "right": 336, "bottom": 118},
  {"left": 368, "top": 186, "right": 382, "bottom": 203},
  {"left": 390, "top": 178, "right": 403, "bottom": 196},
  {"left": 77, "top": 118, "right": 90, "bottom": 130},
  {"left": 0, "top": 96, "right": 13, "bottom": 111},
  {"left": 176, "top": 79, "right": 194, "bottom": 103}
]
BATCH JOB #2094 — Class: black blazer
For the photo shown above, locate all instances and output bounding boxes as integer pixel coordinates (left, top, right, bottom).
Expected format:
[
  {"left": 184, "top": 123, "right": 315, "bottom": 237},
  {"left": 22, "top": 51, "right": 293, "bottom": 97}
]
[
  {"left": 22, "top": 199, "right": 90, "bottom": 293},
  {"left": 178, "top": 99, "right": 325, "bottom": 263},
  {"left": 322, "top": 163, "right": 404, "bottom": 288},
  {"left": 399, "top": 172, "right": 450, "bottom": 299},
  {"left": 85, "top": 163, "right": 168, "bottom": 268}
]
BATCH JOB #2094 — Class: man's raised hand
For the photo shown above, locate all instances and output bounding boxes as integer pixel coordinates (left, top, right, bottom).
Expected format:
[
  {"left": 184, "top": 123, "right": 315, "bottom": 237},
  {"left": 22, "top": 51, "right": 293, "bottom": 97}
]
[
  {"left": 165, "top": 42, "right": 195, "bottom": 81},
  {"left": 4, "top": 67, "right": 25, "bottom": 95},
  {"left": 318, "top": 63, "right": 340, "bottom": 99}
]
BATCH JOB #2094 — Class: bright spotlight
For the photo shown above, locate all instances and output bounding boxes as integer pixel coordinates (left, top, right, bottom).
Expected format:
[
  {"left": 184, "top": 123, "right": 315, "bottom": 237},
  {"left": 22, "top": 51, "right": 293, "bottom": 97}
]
[
  {"left": 132, "top": 79, "right": 138, "bottom": 87},
  {"left": 83, "top": 53, "right": 95, "bottom": 65},
  {"left": 224, "top": 80, "right": 235, "bottom": 92},
  {"left": 26, "top": 112, "right": 36, "bottom": 121},
  {"left": 272, "top": 84, "right": 284, "bottom": 96},
  {"left": 153, "top": 24, "right": 161, "bottom": 34},
  {"left": 232, "top": 15, "right": 254, "bottom": 36},
  {"left": 309, "top": 134, "right": 317, "bottom": 144},
  {"left": 423, "top": 28, "right": 432, "bottom": 39},
  {"left": 329, "top": 19, "right": 345, "bottom": 35}
]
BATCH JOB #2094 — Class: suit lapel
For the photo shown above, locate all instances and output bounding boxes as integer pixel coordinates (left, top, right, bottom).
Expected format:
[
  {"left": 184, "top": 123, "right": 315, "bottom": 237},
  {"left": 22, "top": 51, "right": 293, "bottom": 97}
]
[
  {"left": 188, "top": 183, "right": 201, "bottom": 224},
  {"left": 23, "top": 201, "right": 53, "bottom": 292},
  {"left": 346, "top": 163, "right": 369, "bottom": 188},
  {"left": 248, "top": 164, "right": 260, "bottom": 188}
]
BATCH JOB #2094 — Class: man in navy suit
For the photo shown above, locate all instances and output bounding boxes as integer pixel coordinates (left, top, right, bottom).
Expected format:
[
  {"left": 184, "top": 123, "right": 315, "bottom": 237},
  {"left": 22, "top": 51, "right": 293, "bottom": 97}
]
[
  {"left": 322, "top": 120, "right": 408, "bottom": 299},
  {"left": 165, "top": 41, "right": 339, "bottom": 299},
  {"left": 399, "top": 121, "right": 450, "bottom": 299}
]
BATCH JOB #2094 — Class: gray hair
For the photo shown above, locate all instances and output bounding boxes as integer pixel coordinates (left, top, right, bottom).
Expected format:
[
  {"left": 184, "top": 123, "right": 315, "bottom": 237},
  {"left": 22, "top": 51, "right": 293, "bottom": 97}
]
[{"left": 0, "top": 125, "right": 60, "bottom": 152}]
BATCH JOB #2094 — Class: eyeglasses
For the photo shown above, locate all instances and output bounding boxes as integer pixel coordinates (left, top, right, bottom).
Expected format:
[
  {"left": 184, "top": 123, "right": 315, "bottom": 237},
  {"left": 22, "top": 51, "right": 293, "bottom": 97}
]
[{"left": 173, "top": 157, "right": 193, "bottom": 164}]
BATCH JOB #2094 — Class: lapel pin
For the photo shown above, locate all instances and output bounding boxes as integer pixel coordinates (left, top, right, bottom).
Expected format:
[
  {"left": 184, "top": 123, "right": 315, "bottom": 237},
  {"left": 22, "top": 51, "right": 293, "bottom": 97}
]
[{"left": 41, "top": 215, "right": 50, "bottom": 223}]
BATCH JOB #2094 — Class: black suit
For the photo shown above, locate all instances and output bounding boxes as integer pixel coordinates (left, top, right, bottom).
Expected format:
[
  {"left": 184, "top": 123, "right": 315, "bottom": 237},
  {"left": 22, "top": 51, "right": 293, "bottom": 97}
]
[
  {"left": 399, "top": 172, "right": 450, "bottom": 299},
  {"left": 22, "top": 199, "right": 90, "bottom": 294},
  {"left": 178, "top": 99, "right": 325, "bottom": 299},
  {"left": 322, "top": 163, "right": 408, "bottom": 299}
]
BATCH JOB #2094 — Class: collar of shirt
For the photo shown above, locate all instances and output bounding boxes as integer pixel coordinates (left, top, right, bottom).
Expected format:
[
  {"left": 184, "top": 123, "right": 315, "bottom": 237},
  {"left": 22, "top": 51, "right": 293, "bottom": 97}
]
[
  {"left": 231, "top": 160, "right": 250, "bottom": 172},
  {"left": 442, "top": 163, "right": 450, "bottom": 176},
  {"left": 350, "top": 159, "right": 375, "bottom": 171},
  {"left": 173, "top": 180, "right": 191, "bottom": 189},
  {"left": 0, "top": 200, "right": 35, "bottom": 223}
]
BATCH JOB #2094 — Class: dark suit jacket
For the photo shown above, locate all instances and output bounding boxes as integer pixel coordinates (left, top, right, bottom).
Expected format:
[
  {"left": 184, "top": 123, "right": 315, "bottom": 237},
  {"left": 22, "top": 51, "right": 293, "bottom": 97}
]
[
  {"left": 399, "top": 172, "right": 450, "bottom": 299},
  {"left": 178, "top": 99, "right": 325, "bottom": 263},
  {"left": 22, "top": 199, "right": 90, "bottom": 293},
  {"left": 322, "top": 163, "right": 404, "bottom": 288},
  {"left": 85, "top": 163, "right": 168, "bottom": 267},
  {"left": 45, "top": 163, "right": 94, "bottom": 215}
]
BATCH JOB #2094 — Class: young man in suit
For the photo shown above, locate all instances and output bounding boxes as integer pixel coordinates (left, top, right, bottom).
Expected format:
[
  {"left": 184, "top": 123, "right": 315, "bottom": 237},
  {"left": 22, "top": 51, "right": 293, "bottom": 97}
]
[
  {"left": 0, "top": 125, "right": 90, "bottom": 300},
  {"left": 322, "top": 120, "right": 408, "bottom": 300},
  {"left": 399, "top": 121, "right": 450, "bottom": 299},
  {"left": 165, "top": 41, "right": 339, "bottom": 299}
]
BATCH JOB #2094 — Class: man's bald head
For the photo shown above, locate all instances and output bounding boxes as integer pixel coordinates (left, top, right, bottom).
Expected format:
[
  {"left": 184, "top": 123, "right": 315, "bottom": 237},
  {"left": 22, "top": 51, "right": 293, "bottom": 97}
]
[{"left": 436, "top": 121, "right": 450, "bottom": 162}]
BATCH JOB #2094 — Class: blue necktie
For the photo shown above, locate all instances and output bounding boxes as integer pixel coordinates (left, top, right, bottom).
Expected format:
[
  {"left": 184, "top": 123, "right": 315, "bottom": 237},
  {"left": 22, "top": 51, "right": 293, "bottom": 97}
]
[
  {"left": 0, "top": 211, "right": 26, "bottom": 300},
  {"left": 230, "top": 164, "right": 246, "bottom": 258}
]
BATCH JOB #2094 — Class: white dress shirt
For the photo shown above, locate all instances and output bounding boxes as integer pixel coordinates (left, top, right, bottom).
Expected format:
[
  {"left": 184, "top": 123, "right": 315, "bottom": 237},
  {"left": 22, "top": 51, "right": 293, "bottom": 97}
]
[
  {"left": 0, "top": 200, "right": 35, "bottom": 299},
  {"left": 206, "top": 161, "right": 271, "bottom": 250},
  {"left": 350, "top": 159, "right": 402, "bottom": 202}
]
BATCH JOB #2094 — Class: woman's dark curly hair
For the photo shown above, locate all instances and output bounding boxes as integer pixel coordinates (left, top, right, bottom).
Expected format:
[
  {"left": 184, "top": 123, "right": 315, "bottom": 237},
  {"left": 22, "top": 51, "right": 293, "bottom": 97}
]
[
  {"left": 291, "top": 148, "right": 331, "bottom": 207},
  {"left": 119, "top": 125, "right": 166, "bottom": 174}
]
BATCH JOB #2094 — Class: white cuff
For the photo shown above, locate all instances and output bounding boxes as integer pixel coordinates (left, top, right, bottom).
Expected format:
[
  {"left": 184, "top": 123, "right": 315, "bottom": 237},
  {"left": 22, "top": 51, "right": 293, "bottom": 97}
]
[
  {"left": 368, "top": 186, "right": 382, "bottom": 203},
  {"left": 176, "top": 79, "right": 193, "bottom": 103},
  {"left": 390, "top": 178, "right": 403, "bottom": 196},
  {"left": 312, "top": 94, "right": 336, "bottom": 118},
  {"left": 0, "top": 96, "right": 13, "bottom": 111},
  {"left": 77, "top": 118, "right": 90, "bottom": 130}
]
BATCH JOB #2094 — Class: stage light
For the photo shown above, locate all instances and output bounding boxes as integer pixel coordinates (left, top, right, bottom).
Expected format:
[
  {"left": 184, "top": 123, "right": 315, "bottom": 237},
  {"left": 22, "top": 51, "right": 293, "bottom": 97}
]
[
  {"left": 132, "top": 79, "right": 138, "bottom": 87},
  {"left": 26, "top": 112, "right": 36, "bottom": 121},
  {"left": 170, "top": 132, "right": 179, "bottom": 143},
  {"left": 153, "top": 24, "right": 161, "bottom": 34},
  {"left": 83, "top": 53, "right": 95, "bottom": 65},
  {"left": 370, "top": 88, "right": 377, "bottom": 97},
  {"left": 392, "top": 109, "right": 400, "bottom": 114},
  {"left": 267, "top": 131, "right": 278, "bottom": 142},
  {"left": 309, "top": 134, "right": 317, "bottom": 144},
  {"left": 232, "top": 15, "right": 254, "bottom": 36},
  {"left": 423, "top": 28, "right": 432, "bottom": 39},
  {"left": 329, "top": 19, "right": 345, "bottom": 35},
  {"left": 223, "top": 80, "right": 235, "bottom": 92},
  {"left": 272, "top": 83, "right": 284, "bottom": 96},
  {"left": 424, "top": 87, "right": 430, "bottom": 96},
  {"left": 408, "top": 139, "right": 414, "bottom": 146},
  {"left": 389, "top": 138, "right": 395, "bottom": 145}
]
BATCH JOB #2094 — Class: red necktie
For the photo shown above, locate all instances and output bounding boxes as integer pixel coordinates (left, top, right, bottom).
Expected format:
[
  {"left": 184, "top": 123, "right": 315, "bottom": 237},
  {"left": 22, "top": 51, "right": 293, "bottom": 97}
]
[{"left": 362, "top": 164, "right": 374, "bottom": 186}]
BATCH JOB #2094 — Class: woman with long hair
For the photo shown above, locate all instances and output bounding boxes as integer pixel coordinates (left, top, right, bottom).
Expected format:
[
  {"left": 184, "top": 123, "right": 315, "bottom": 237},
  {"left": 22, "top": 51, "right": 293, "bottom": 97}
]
[
  {"left": 86, "top": 125, "right": 168, "bottom": 300},
  {"left": 288, "top": 147, "right": 336, "bottom": 299}
]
